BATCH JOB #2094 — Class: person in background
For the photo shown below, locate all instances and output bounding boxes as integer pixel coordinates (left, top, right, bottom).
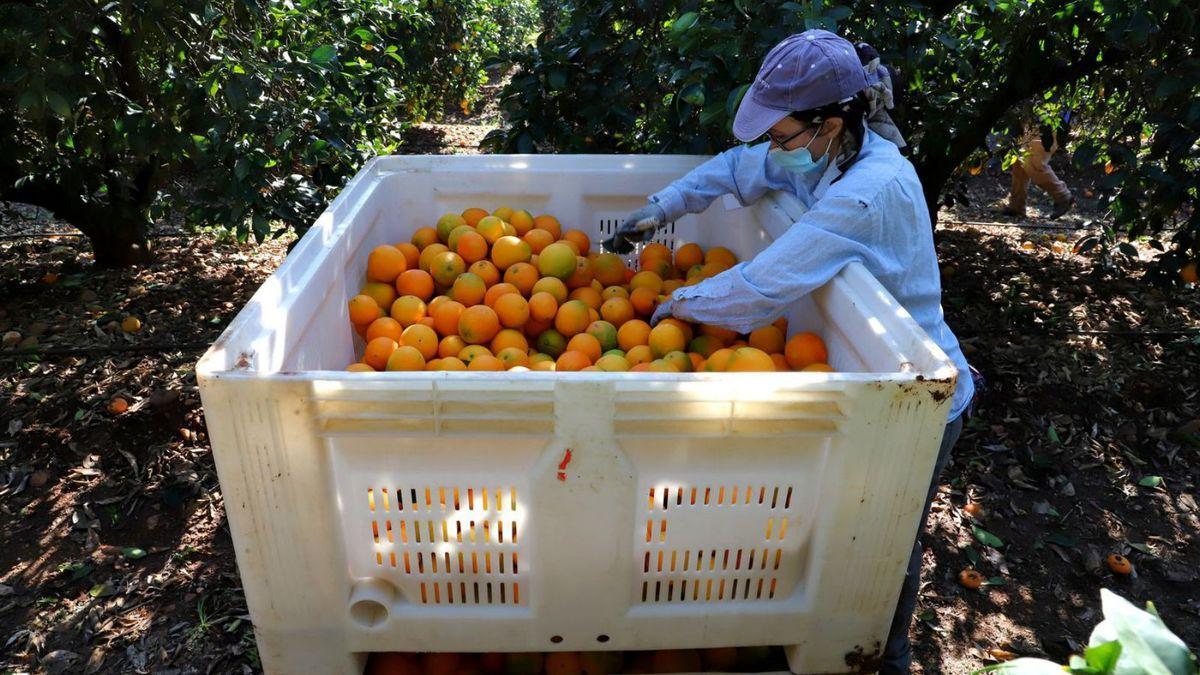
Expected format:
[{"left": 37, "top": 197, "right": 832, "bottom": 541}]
[
  {"left": 605, "top": 30, "right": 975, "bottom": 674},
  {"left": 1002, "top": 108, "right": 1075, "bottom": 219}
]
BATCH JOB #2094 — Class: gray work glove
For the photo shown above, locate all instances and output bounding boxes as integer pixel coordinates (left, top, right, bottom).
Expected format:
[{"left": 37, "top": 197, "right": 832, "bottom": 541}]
[{"left": 602, "top": 202, "right": 667, "bottom": 254}]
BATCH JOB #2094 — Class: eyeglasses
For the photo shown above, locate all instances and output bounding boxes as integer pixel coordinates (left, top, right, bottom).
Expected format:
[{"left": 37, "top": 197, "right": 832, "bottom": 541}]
[{"left": 765, "top": 120, "right": 824, "bottom": 149}]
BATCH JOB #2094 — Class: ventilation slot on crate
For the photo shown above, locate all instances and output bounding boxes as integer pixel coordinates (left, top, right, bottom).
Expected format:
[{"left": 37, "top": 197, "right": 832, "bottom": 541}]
[
  {"left": 365, "top": 485, "right": 525, "bottom": 606},
  {"left": 596, "top": 217, "right": 677, "bottom": 267},
  {"left": 636, "top": 483, "right": 800, "bottom": 604}
]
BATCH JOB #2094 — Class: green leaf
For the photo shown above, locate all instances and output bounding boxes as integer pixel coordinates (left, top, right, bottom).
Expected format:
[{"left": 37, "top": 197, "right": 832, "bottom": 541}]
[
  {"left": 1138, "top": 476, "right": 1163, "bottom": 488},
  {"left": 670, "top": 12, "right": 699, "bottom": 37},
  {"left": 1084, "top": 641, "right": 1121, "bottom": 670},
  {"left": 1089, "top": 589, "right": 1196, "bottom": 675},
  {"left": 548, "top": 68, "right": 568, "bottom": 90},
  {"left": 726, "top": 83, "right": 751, "bottom": 117},
  {"left": 984, "top": 576, "right": 1006, "bottom": 586},
  {"left": 121, "top": 547, "right": 147, "bottom": 560},
  {"left": 1128, "top": 542, "right": 1156, "bottom": 556},
  {"left": 680, "top": 83, "right": 705, "bottom": 106},
  {"left": 89, "top": 583, "right": 115, "bottom": 598},
  {"left": 46, "top": 92, "right": 71, "bottom": 118},
  {"left": 311, "top": 45, "right": 337, "bottom": 65},
  {"left": 973, "top": 525, "right": 1004, "bottom": 548},
  {"left": 1047, "top": 425, "right": 1061, "bottom": 444},
  {"left": 1046, "top": 532, "right": 1078, "bottom": 547}
]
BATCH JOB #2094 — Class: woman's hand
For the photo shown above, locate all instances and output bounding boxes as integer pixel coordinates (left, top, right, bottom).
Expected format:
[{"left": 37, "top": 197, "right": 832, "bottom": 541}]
[{"left": 602, "top": 203, "right": 667, "bottom": 254}]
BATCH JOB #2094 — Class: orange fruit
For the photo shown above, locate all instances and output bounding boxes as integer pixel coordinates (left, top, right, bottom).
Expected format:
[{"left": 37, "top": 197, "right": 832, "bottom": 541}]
[
  {"left": 569, "top": 286, "right": 602, "bottom": 311},
  {"left": 784, "top": 332, "right": 828, "bottom": 370},
  {"left": 662, "top": 351, "right": 692, "bottom": 372},
  {"left": 401, "top": 324, "right": 438, "bottom": 360},
  {"left": 703, "top": 348, "right": 735, "bottom": 372},
  {"left": 451, "top": 272, "right": 487, "bottom": 306},
  {"left": 562, "top": 229, "right": 591, "bottom": 254},
  {"left": 639, "top": 242, "right": 671, "bottom": 267},
  {"left": 674, "top": 243, "right": 703, "bottom": 272},
  {"left": 394, "top": 242, "right": 420, "bottom": 270},
  {"left": 106, "top": 396, "right": 129, "bottom": 414},
  {"left": 601, "top": 285, "right": 629, "bottom": 301},
  {"left": 418, "top": 243, "right": 449, "bottom": 272},
  {"left": 367, "top": 245, "right": 408, "bottom": 283},
  {"left": 411, "top": 226, "right": 439, "bottom": 250},
  {"left": 455, "top": 230, "right": 489, "bottom": 264},
  {"left": 458, "top": 344, "right": 492, "bottom": 365},
  {"left": 1182, "top": 262, "right": 1198, "bottom": 284},
  {"left": 556, "top": 350, "right": 591, "bottom": 372},
  {"left": 353, "top": 322, "right": 369, "bottom": 339},
  {"left": 1106, "top": 554, "right": 1133, "bottom": 575},
  {"left": 496, "top": 347, "right": 530, "bottom": 369},
  {"left": 529, "top": 292, "right": 558, "bottom": 322},
  {"left": 523, "top": 228, "right": 555, "bottom": 254},
  {"left": 595, "top": 354, "right": 630, "bottom": 371},
  {"left": 446, "top": 225, "right": 475, "bottom": 251},
  {"left": 651, "top": 650, "right": 702, "bottom": 673},
  {"left": 959, "top": 568, "right": 984, "bottom": 589},
  {"left": 773, "top": 315, "right": 789, "bottom": 332},
  {"left": 963, "top": 502, "right": 985, "bottom": 518},
  {"left": 366, "top": 652, "right": 420, "bottom": 675},
  {"left": 641, "top": 254, "right": 673, "bottom": 280},
  {"left": 475, "top": 216, "right": 507, "bottom": 244},
  {"left": 459, "top": 305, "right": 501, "bottom": 344},
  {"left": 436, "top": 213, "right": 467, "bottom": 243},
  {"left": 554, "top": 300, "right": 592, "bottom": 337},
  {"left": 688, "top": 335, "right": 721, "bottom": 357},
  {"left": 626, "top": 345, "right": 653, "bottom": 366},
  {"left": 659, "top": 318, "right": 692, "bottom": 343},
  {"left": 348, "top": 294, "right": 381, "bottom": 325},
  {"left": 802, "top": 362, "right": 834, "bottom": 372},
  {"left": 688, "top": 352, "right": 705, "bottom": 371},
  {"left": 361, "top": 282, "right": 397, "bottom": 311},
  {"left": 545, "top": 652, "right": 582, "bottom": 675},
  {"left": 431, "top": 300, "right": 465, "bottom": 336},
  {"left": 510, "top": 209, "right": 535, "bottom": 235},
  {"left": 771, "top": 353, "right": 790, "bottom": 371},
  {"left": 468, "top": 260, "right": 501, "bottom": 286},
  {"left": 593, "top": 253, "right": 628, "bottom": 286},
  {"left": 531, "top": 276, "right": 569, "bottom": 303},
  {"left": 504, "top": 262, "right": 540, "bottom": 295},
  {"left": 598, "top": 296, "right": 636, "bottom": 328},
  {"left": 649, "top": 322, "right": 687, "bottom": 358},
  {"left": 585, "top": 320, "right": 619, "bottom": 352},
  {"left": 389, "top": 295, "right": 427, "bottom": 327},
  {"left": 700, "top": 324, "right": 739, "bottom": 345},
  {"left": 462, "top": 207, "right": 489, "bottom": 227},
  {"left": 705, "top": 246, "right": 738, "bottom": 268},
  {"left": 424, "top": 358, "right": 443, "bottom": 371},
  {"left": 629, "top": 287, "right": 659, "bottom": 317},
  {"left": 439, "top": 335, "right": 467, "bottom": 358},
  {"left": 662, "top": 279, "right": 684, "bottom": 294},
  {"left": 629, "top": 363, "right": 652, "bottom": 372},
  {"left": 537, "top": 242, "right": 578, "bottom": 280},
  {"left": 394, "top": 270, "right": 434, "bottom": 301},
  {"left": 727, "top": 346, "right": 775, "bottom": 372},
  {"left": 492, "top": 236, "right": 533, "bottom": 270},
  {"left": 490, "top": 206, "right": 513, "bottom": 222},
  {"left": 365, "top": 317, "right": 403, "bottom": 343},
  {"left": 440, "top": 356, "right": 466, "bottom": 371},
  {"left": 749, "top": 326, "right": 785, "bottom": 354},
  {"left": 524, "top": 316, "right": 553, "bottom": 339},
  {"left": 363, "top": 337, "right": 398, "bottom": 370},
  {"left": 494, "top": 293, "right": 530, "bottom": 328},
  {"left": 346, "top": 363, "right": 375, "bottom": 373},
  {"left": 566, "top": 256, "right": 594, "bottom": 289},
  {"left": 535, "top": 329, "right": 567, "bottom": 358},
  {"left": 648, "top": 359, "right": 679, "bottom": 372},
  {"left": 468, "top": 354, "right": 505, "bottom": 371},
  {"left": 630, "top": 271, "right": 664, "bottom": 295},
  {"left": 490, "top": 328, "right": 529, "bottom": 354},
  {"left": 385, "top": 345, "right": 426, "bottom": 371},
  {"left": 483, "top": 282, "right": 520, "bottom": 307},
  {"left": 532, "top": 214, "right": 562, "bottom": 239},
  {"left": 566, "top": 333, "right": 602, "bottom": 363},
  {"left": 617, "top": 319, "right": 652, "bottom": 351},
  {"left": 430, "top": 251, "right": 466, "bottom": 286}
]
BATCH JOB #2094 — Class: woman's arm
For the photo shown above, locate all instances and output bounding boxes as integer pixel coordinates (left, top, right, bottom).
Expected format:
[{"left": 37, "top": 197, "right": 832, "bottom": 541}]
[
  {"left": 649, "top": 142, "right": 795, "bottom": 221},
  {"left": 665, "top": 195, "right": 880, "bottom": 333}
]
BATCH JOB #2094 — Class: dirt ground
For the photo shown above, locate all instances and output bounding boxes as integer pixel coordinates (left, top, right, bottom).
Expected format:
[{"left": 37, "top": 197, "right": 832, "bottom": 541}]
[{"left": 2, "top": 136, "right": 1198, "bottom": 673}]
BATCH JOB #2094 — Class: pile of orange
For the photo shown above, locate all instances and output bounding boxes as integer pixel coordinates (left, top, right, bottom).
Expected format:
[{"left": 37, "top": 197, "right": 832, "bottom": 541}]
[{"left": 345, "top": 207, "right": 834, "bottom": 374}]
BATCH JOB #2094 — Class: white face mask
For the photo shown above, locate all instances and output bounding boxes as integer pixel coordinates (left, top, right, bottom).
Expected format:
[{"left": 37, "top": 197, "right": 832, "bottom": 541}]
[{"left": 768, "top": 122, "right": 834, "bottom": 177}]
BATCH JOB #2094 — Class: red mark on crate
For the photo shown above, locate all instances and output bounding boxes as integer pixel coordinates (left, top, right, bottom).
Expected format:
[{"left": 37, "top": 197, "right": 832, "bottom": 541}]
[{"left": 556, "top": 449, "right": 573, "bottom": 481}]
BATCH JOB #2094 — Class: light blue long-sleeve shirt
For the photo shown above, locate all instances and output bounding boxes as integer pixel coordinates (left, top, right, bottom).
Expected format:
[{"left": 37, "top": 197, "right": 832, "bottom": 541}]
[{"left": 649, "top": 129, "right": 974, "bottom": 421}]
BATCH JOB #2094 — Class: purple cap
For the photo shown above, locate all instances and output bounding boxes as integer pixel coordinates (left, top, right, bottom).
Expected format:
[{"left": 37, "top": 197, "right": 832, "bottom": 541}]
[{"left": 732, "top": 30, "right": 879, "bottom": 143}]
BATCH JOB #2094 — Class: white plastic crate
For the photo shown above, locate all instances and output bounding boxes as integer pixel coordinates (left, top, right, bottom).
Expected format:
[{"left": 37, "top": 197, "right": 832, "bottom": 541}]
[{"left": 196, "top": 155, "right": 958, "bottom": 674}]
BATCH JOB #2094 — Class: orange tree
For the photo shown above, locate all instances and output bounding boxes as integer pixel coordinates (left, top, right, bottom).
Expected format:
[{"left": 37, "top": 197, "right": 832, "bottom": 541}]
[
  {"left": 484, "top": 0, "right": 1199, "bottom": 284},
  {"left": 0, "top": 0, "right": 526, "bottom": 266}
]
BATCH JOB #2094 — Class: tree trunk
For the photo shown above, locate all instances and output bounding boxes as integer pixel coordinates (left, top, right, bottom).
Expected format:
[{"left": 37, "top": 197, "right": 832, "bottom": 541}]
[{"left": 87, "top": 220, "right": 155, "bottom": 267}]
